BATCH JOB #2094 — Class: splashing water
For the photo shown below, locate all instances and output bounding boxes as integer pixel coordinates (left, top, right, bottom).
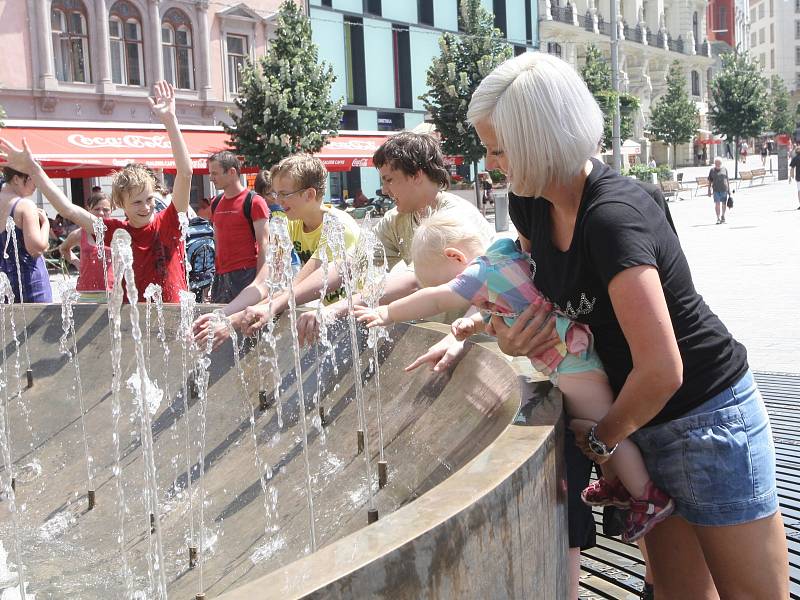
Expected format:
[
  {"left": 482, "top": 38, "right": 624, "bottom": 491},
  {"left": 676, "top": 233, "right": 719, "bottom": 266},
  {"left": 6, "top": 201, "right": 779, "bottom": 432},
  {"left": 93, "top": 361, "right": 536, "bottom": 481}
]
[
  {"left": 4, "top": 217, "right": 31, "bottom": 376},
  {"left": 0, "top": 273, "right": 27, "bottom": 600},
  {"left": 178, "top": 211, "right": 191, "bottom": 292},
  {"left": 59, "top": 287, "right": 94, "bottom": 492},
  {"left": 177, "top": 290, "right": 197, "bottom": 553},
  {"left": 321, "top": 213, "right": 376, "bottom": 512},
  {"left": 271, "top": 215, "right": 318, "bottom": 552}
]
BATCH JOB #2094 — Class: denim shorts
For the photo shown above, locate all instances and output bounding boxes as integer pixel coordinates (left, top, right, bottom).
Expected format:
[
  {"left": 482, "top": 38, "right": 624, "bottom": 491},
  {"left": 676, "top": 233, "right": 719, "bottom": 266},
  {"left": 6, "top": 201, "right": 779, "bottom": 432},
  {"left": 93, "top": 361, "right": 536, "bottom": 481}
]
[
  {"left": 630, "top": 370, "right": 778, "bottom": 526},
  {"left": 713, "top": 191, "right": 728, "bottom": 203}
]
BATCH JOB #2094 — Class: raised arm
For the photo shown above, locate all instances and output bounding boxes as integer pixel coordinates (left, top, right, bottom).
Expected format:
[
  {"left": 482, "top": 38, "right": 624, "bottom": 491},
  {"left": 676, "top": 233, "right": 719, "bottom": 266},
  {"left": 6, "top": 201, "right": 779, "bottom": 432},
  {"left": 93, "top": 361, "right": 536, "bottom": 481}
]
[
  {"left": 0, "top": 138, "right": 95, "bottom": 232},
  {"left": 148, "top": 81, "right": 192, "bottom": 213},
  {"left": 17, "top": 202, "right": 49, "bottom": 258}
]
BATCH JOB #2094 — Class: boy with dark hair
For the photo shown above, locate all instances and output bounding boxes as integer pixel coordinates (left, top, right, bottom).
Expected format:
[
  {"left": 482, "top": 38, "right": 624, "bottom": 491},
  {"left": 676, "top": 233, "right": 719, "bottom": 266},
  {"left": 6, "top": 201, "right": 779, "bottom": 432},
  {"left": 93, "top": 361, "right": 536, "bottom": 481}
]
[{"left": 207, "top": 149, "right": 270, "bottom": 304}]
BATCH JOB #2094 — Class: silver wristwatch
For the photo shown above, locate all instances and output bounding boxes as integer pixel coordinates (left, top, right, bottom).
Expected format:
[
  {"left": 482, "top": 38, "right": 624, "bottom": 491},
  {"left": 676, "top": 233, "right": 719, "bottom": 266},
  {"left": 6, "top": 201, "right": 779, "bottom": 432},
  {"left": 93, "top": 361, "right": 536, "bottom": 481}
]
[{"left": 587, "top": 424, "right": 618, "bottom": 457}]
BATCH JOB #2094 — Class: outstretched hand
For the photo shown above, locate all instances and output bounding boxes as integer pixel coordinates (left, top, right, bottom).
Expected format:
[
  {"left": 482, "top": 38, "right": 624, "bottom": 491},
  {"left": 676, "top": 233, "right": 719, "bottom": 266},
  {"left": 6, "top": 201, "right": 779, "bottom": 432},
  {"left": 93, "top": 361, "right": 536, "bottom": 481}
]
[
  {"left": 0, "top": 137, "right": 39, "bottom": 175},
  {"left": 404, "top": 333, "right": 466, "bottom": 373},
  {"left": 148, "top": 80, "right": 176, "bottom": 121},
  {"left": 353, "top": 305, "right": 390, "bottom": 328},
  {"left": 451, "top": 317, "right": 477, "bottom": 341}
]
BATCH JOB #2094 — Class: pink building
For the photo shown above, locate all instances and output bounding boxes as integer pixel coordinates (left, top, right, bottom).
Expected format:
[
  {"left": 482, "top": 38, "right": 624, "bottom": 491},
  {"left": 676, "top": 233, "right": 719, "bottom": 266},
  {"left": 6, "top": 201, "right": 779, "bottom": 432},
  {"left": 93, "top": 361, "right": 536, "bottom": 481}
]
[{"left": 0, "top": 0, "right": 301, "bottom": 126}]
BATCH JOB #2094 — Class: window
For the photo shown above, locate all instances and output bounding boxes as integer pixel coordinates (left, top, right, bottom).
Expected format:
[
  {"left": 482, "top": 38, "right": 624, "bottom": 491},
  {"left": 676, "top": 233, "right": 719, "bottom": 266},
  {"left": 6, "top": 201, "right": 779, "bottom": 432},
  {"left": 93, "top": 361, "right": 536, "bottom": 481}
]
[
  {"left": 758, "top": 4, "right": 765, "bottom": 19},
  {"left": 525, "top": 0, "right": 532, "bottom": 43},
  {"left": 770, "top": 23, "right": 774, "bottom": 43},
  {"left": 691, "top": 71, "right": 700, "bottom": 96},
  {"left": 750, "top": 7, "right": 756, "bottom": 22},
  {"left": 493, "top": 0, "right": 507, "bottom": 37},
  {"left": 796, "top": 0, "right": 800, "bottom": 14},
  {"left": 418, "top": 0, "right": 434, "bottom": 26},
  {"left": 364, "top": 0, "right": 381, "bottom": 16},
  {"left": 718, "top": 6, "right": 727, "bottom": 30},
  {"left": 759, "top": 27, "right": 765, "bottom": 44},
  {"left": 770, "top": 0, "right": 774, "bottom": 17},
  {"left": 340, "top": 109, "right": 358, "bottom": 130},
  {"left": 795, "top": 20, "right": 800, "bottom": 38},
  {"left": 344, "top": 16, "right": 367, "bottom": 105},
  {"left": 109, "top": 1, "right": 144, "bottom": 86},
  {"left": 693, "top": 11, "right": 699, "bottom": 44},
  {"left": 322, "top": 0, "right": 332, "bottom": 6},
  {"left": 547, "top": 42, "right": 562, "bottom": 58},
  {"left": 51, "top": 0, "right": 91, "bottom": 83},
  {"left": 226, "top": 34, "right": 248, "bottom": 95},
  {"left": 760, "top": 52, "right": 766, "bottom": 66},
  {"left": 514, "top": 44, "right": 526, "bottom": 56},
  {"left": 751, "top": 31, "right": 757, "bottom": 46},
  {"left": 162, "top": 8, "right": 194, "bottom": 90},
  {"left": 795, "top": 46, "right": 800, "bottom": 65},
  {"left": 377, "top": 111, "right": 404, "bottom": 131},
  {"left": 771, "top": 49, "right": 775, "bottom": 68},
  {"left": 392, "top": 25, "right": 412, "bottom": 109},
  {"left": 457, "top": 0, "right": 466, "bottom": 32}
]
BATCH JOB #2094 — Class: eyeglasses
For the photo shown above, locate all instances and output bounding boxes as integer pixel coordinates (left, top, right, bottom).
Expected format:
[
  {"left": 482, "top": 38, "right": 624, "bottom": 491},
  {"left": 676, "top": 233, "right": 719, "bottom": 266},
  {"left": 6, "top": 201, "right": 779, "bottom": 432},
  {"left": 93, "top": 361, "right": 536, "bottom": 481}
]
[{"left": 268, "top": 189, "right": 304, "bottom": 201}]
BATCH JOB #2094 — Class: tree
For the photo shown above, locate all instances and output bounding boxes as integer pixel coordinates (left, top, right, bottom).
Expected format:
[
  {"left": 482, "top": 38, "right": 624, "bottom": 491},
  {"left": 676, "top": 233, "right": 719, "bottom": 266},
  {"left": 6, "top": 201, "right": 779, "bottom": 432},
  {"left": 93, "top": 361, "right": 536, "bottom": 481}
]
[
  {"left": 708, "top": 52, "right": 769, "bottom": 178},
  {"left": 580, "top": 45, "right": 640, "bottom": 151},
  {"left": 767, "top": 75, "right": 793, "bottom": 137},
  {"left": 421, "top": 0, "right": 512, "bottom": 208},
  {"left": 647, "top": 61, "right": 700, "bottom": 169},
  {"left": 225, "top": 0, "right": 342, "bottom": 168}
]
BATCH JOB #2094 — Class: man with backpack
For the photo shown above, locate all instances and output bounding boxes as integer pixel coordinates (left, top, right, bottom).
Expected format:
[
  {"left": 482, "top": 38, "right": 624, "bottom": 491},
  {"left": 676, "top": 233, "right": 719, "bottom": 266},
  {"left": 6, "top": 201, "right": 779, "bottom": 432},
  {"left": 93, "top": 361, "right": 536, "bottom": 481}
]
[{"left": 206, "top": 150, "right": 270, "bottom": 304}]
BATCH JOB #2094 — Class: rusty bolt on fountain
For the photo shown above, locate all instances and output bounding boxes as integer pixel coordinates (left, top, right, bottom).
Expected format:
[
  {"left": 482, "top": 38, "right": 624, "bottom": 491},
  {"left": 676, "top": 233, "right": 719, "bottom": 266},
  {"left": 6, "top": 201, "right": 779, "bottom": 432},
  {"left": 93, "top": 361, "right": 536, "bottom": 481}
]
[
  {"left": 357, "top": 430, "right": 365, "bottom": 454},
  {"left": 87, "top": 489, "right": 96, "bottom": 510},
  {"left": 258, "top": 390, "right": 270, "bottom": 411},
  {"left": 319, "top": 405, "right": 328, "bottom": 426},
  {"left": 26, "top": 369, "right": 33, "bottom": 388},
  {"left": 367, "top": 508, "right": 379, "bottom": 524},
  {"left": 378, "top": 461, "right": 388, "bottom": 488},
  {"left": 189, "top": 546, "right": 198, "bottom": 569},
  {"left": 150, "top": 512, "right": 155, "bottom": 534}
]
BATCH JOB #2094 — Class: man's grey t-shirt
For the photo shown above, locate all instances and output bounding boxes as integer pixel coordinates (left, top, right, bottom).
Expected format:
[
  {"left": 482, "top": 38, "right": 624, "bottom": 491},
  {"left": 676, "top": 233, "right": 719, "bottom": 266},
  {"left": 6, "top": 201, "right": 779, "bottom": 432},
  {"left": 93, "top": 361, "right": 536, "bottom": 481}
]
[{"left": 708, "top": 167, "right": 729, "bottom": 193}]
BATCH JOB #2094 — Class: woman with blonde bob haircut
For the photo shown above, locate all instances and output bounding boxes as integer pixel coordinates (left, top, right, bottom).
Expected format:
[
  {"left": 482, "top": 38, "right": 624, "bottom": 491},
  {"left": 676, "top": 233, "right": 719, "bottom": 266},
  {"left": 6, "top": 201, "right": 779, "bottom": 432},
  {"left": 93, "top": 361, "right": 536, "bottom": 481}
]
[{"left": 468, "top": 52, "right": 788, "bottom": 599}]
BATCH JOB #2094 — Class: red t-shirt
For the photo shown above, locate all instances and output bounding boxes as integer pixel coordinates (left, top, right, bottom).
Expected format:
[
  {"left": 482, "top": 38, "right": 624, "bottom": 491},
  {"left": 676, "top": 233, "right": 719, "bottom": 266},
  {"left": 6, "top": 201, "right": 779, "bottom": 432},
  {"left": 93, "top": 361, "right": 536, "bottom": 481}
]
[
  {"left": 103, "top": 203, "right": 187, "bottom": 303},
  {"left": 212, "top": 189, "right": 269, "bottom": 274}
]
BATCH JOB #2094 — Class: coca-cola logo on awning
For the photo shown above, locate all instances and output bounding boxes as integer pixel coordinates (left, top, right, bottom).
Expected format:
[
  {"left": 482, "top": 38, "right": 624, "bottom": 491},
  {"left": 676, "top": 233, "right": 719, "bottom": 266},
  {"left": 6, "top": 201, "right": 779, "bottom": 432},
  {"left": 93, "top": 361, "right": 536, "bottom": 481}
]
[{"left": 67, "top": 133, "right": 173, "bottom": 150}]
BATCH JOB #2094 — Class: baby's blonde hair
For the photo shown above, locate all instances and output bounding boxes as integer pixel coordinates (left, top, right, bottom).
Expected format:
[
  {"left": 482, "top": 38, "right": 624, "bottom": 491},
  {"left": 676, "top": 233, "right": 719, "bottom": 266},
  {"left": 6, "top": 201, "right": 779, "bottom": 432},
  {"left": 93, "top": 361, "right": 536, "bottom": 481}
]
[
  {"left": 110, "top": 164, "right": 159, "bottom": 209},
  {"left": 411, "top": 211, "right": 493, "bottom": 267}
]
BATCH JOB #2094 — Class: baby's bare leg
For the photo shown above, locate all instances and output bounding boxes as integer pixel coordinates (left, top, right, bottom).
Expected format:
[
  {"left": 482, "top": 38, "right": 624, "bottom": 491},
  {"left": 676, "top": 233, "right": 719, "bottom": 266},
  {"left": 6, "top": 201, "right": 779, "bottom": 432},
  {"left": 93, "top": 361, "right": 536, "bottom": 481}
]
[{"left": 559, "top": 370, "right": 650, "bottom": 498}]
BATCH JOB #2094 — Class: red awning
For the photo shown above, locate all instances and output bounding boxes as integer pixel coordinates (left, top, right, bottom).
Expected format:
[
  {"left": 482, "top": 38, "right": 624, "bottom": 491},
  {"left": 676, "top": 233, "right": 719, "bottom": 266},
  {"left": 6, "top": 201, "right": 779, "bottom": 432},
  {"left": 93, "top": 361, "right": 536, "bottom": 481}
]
[
  {"left": 0, "top": 124, "right": 463, "bottom": 177},
  {"left": 0, "top": 124, "right": 232, "bottom": 178}
]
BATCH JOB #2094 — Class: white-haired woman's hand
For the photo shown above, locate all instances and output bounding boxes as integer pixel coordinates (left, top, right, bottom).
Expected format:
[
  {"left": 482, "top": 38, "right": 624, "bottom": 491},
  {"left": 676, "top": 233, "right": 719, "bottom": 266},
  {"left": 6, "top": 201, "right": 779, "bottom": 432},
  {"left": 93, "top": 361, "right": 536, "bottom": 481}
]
[{"left": 486, "top": 300, "right": 559, "bottom": 357}]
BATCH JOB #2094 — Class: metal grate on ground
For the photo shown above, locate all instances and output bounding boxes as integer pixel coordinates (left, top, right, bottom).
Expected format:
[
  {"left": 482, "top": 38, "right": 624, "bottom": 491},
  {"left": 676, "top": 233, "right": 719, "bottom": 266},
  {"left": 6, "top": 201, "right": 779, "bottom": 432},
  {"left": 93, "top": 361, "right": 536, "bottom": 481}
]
[{"left": 578, "top": 371, "right": 800, "bottom": 599}]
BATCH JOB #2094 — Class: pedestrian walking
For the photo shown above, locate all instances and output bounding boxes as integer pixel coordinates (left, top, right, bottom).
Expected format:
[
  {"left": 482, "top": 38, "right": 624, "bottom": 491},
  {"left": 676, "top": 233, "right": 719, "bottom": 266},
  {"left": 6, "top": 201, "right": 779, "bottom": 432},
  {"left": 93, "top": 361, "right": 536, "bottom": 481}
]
[
  {"left": 788, "top": 146, "right": 800, "bottom": 210},
  {"left": 708, "top": 158, "right": 730, "bottom": 224},
  {"left": 740, "top": 141, "right": 749, "bottom": 164}
]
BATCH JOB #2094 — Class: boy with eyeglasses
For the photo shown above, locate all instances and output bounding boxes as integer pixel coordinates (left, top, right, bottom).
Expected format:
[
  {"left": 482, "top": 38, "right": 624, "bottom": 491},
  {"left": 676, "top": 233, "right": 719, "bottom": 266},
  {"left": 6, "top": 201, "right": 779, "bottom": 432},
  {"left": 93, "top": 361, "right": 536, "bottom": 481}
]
[{"left": 193, "top": 153, "right": 359, "bottom": 347}]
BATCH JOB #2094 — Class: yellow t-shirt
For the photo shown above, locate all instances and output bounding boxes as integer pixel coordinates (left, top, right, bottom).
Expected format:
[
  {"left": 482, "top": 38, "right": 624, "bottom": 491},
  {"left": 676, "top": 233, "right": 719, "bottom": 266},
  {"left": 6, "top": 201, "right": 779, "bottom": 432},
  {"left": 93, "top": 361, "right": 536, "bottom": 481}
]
[{"left": 286, "top": 207, "right": 360, "bottom": 303}]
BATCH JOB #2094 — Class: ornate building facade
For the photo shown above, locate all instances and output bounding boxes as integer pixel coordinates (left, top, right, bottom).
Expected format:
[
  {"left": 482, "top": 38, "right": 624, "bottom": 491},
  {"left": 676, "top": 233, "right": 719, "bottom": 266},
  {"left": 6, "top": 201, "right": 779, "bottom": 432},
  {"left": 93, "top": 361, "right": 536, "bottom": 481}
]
[{"left": 539, "top": 0, "right": 715, "bottom": 165}]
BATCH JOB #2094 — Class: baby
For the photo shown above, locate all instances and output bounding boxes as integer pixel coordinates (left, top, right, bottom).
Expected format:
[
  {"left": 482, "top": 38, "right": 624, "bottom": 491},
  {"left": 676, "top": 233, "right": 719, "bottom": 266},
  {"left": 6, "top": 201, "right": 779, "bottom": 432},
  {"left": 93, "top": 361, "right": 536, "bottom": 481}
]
[{"left": 355, "top": 212, "right": 674, "bottom": 542}]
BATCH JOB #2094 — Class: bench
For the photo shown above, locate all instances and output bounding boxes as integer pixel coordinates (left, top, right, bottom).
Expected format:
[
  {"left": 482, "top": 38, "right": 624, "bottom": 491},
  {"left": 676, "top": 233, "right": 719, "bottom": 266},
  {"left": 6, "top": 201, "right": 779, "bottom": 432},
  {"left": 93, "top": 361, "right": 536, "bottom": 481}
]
[
  {"left": 660, "top": 180, "right": 691, "bottom": 201},
  {"left": 736, "top": 168, "right": 767, "bottom": 189},
  {"left": 695, "top": 177, "right": 711, "bottom": 196}
]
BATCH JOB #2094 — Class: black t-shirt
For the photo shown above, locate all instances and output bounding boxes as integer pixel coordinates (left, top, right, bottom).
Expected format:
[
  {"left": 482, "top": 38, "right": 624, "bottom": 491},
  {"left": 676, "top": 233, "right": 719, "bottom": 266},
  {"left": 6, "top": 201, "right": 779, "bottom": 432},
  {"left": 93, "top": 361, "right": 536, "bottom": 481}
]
[
  {"left": 790, "top": 154, "right": 800, "bottom": 181},
  {"left": 509, "top": 159, "right": 748, "bottom": 427}
]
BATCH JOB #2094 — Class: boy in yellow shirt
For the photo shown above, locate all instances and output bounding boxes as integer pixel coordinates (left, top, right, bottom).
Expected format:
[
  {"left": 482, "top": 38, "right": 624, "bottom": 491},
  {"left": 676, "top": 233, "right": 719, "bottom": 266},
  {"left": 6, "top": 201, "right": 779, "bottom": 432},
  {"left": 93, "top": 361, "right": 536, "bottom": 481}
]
[{"left": 194, "top": 154, "right": 359, "bottom": 346}]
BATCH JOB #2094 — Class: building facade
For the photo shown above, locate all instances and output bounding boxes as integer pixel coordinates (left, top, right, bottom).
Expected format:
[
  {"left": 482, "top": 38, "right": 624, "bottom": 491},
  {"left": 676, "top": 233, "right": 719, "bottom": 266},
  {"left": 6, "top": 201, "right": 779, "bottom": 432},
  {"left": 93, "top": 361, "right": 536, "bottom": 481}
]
[
  {"left": 539, "top": 0, "right": 715, "bottom": 165},
  {"left": 308, "top": 0, "right": 539, "bottom": 198},
  {"left": 748, "top": 0, "right": 799, "bottom": 103}
]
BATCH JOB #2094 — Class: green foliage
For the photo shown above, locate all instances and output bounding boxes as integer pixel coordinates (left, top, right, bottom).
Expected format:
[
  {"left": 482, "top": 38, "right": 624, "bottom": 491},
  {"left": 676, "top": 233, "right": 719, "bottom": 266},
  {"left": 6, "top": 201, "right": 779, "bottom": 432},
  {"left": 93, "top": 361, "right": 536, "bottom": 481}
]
[
  {"left": 767, "top": 75, "right": 794, "bottom": 136},
  {"left": 580, "top": 45, "right": 640, "bottom": 149},
  {"left": 623, "top": 163, "right": 672, "bottom": 182},
  {"left": 421, "top": 0, "right": 512, "bottom": 165},
  {"left": 489, "top": 168, "right": 506, "bottom": 183},
  {"left": 647, "top": 61, "right": 700, "bottom": 168},
  {"left": 224, "top": 0, "right": 342, "bottom": 168},
  {"left": 708, "top": 52, "right": 769, "bottom": 145}
]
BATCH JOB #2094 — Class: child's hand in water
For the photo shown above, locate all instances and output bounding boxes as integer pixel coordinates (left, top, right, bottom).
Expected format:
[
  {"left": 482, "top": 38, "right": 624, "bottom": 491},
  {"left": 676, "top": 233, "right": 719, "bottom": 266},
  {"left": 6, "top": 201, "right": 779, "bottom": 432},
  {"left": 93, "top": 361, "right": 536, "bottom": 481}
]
[
  {"left": 451, "top": 317, "right": 477, "bottom": 341},
  {"left": 354, "top": 305, "right": 391, "bottom": 328}
]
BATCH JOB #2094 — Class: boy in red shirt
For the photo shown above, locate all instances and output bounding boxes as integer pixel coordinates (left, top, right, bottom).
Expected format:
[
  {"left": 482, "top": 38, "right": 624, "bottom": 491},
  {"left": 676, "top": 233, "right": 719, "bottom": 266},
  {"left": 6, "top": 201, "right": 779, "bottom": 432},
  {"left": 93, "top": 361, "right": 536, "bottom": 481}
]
[
  {"left": 206, "top": 151, "right": 270, "bottom": 305},
  {"left": 0, "top": 81, "right": 191, "bottom": 302}
]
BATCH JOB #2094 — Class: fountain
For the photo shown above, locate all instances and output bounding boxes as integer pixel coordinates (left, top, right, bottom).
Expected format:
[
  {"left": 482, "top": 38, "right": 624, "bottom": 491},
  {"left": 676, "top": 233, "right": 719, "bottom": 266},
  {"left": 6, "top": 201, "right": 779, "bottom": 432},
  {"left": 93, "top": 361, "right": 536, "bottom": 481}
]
[{"left": 0, "top": 224, "right": 567, "bottom": 599}]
